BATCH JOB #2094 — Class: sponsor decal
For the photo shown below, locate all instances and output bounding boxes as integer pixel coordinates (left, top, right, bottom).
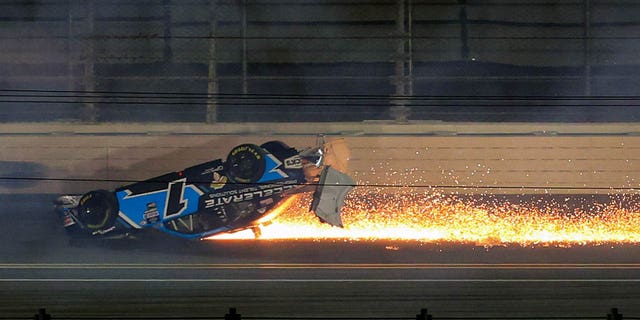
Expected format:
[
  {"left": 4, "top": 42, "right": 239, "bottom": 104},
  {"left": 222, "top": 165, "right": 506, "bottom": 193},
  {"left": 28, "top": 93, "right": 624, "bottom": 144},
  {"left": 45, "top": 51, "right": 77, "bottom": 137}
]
[
  {"left": 79, "top": 193, "right": 92, "bottom": 206},
  {"left": 62, "top": 210, "right": 75, "bottom": 227},
  {"left": 201, "top": 165, "right": 224, "bottom": 176},
  {"left": 143, "top": 202, "right": 160, "bottom": 224},
  {"left": 232, "top": 145, "right": 262, "bottom": 159},
  {"left": 204, "top": 180, "right": 297, "bottom": 208},
  {"left": 210, "top": 172, "right": 228, "bottom": 190},
  {"left": 284, "top": 155, "right": 303, "bottom": 169}
]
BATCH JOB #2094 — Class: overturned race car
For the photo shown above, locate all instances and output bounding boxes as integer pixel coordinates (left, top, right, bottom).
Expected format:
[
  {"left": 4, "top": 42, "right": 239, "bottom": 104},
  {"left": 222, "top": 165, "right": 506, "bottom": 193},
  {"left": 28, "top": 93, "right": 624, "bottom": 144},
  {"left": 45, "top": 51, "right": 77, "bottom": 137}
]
[{"left": 54, "top": 139, "right": 355, "bottom": 240}]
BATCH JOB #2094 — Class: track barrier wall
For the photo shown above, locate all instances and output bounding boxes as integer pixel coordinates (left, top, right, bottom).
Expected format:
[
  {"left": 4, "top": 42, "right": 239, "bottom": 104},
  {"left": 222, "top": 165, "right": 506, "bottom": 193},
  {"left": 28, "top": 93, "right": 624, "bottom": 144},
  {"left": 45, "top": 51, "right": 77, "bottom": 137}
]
[{"left": 2, "top": 122, "right": 640, "bottom": 195}]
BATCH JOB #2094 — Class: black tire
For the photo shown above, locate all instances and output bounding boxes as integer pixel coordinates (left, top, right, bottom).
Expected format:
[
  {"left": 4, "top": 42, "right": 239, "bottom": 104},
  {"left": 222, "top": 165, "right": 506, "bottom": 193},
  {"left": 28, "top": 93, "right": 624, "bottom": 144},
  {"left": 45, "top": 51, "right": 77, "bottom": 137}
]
[
  {"left": 76, "top": 190, "right": 119, "bottom": 231},
  {"left": 226, "top": 144, "right": 267, "bottom": 183}
]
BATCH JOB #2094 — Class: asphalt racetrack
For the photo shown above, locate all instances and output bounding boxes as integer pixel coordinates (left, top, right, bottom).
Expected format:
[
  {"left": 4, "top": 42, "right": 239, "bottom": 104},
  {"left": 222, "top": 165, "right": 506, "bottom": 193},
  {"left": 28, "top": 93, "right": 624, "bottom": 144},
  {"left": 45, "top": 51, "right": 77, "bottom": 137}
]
[{"left": 3, "top": 194, "right": 640, "bottom": 318}]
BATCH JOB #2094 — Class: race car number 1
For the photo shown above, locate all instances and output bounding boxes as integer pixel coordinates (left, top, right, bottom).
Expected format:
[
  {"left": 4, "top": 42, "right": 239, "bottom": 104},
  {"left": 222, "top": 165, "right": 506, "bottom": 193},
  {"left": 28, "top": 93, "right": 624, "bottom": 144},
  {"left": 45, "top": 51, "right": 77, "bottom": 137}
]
[{"left": 164, "top": 179, "right": 187, "bottom": 218}]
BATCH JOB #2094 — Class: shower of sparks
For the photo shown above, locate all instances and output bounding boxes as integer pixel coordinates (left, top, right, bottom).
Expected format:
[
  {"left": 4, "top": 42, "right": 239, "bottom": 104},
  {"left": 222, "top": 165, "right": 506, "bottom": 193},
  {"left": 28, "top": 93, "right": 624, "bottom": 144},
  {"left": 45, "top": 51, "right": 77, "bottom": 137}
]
[{"left": 207, "top": 188, "right": 640, "bottom": 246}]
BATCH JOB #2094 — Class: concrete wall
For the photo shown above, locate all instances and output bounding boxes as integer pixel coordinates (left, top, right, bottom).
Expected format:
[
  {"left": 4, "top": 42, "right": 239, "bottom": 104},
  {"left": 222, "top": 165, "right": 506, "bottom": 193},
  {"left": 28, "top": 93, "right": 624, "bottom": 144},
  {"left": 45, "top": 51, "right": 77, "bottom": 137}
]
[{"left": 2, "top": 122, "right": 640, "bottom": 195}]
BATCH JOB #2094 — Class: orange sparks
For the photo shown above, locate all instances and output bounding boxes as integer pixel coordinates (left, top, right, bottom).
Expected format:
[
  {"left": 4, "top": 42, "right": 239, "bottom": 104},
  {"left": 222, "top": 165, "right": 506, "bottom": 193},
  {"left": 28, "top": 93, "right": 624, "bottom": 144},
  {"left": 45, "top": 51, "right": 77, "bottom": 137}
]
[{"left": 207, "top": 188, "right": 640, "bottom": 246}]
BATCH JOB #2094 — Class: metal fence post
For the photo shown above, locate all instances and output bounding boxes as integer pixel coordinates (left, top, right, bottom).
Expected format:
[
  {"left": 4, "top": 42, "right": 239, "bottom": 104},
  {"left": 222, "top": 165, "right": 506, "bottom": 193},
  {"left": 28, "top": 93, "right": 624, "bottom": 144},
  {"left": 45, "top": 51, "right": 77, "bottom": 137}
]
[
  {"left": 241, "top": 0, "right": 248, "bottom": 95},
  {"left": 206, "top": 0, "right": 219, "bottom": 124},
  {"left": 34, "top": 308, "right": 51, "bottom": 320},
  {"left": 162, "top": 0, "right": 173, "bottom": 62},
  {"left": 608, "top": 308, "right": 623, "bottom": 320},
  {"left": 416, "top": 308, "right": 432, "bottom": 320},
  {"left": 225, "top": 307, "right": 242, "bottom": 320},
  {"left": 83, "top": 0, "right": 98, "bottom": 123},
  {"left": 391, "top": 0, "right": 413, "bottom": 123},
  {"left": 458, "top": 0, "right": 469, "bottom": 60},
  {"left": 583, "top": 0, "right": 592, "bottom": 96}
]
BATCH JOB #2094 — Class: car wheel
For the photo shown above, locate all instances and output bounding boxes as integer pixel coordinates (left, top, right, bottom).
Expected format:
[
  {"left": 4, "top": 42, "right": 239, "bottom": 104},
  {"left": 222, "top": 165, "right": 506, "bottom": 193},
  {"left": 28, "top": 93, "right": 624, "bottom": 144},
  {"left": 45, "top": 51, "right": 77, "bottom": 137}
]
[
  {"left": 226, "top": 144, "right": 267, "bottom": 183},
  {"left": 76, "top": 190, "right": 119, "bottom": 231}
]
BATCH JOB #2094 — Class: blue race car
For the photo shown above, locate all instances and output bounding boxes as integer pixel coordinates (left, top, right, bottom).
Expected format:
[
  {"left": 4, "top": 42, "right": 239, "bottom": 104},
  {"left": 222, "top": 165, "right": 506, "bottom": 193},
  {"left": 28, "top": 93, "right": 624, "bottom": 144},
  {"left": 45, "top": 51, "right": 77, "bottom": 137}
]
[{"left": 54, "top": 139, "right": 355, "bottom": 240}]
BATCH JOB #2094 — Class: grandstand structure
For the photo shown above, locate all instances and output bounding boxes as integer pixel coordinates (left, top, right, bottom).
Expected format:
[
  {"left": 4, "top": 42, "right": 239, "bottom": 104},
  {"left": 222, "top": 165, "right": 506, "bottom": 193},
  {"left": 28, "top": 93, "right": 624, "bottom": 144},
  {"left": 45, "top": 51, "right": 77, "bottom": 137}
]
[{"left": 1, "top": 0, "right": 640, "bottom": 122}]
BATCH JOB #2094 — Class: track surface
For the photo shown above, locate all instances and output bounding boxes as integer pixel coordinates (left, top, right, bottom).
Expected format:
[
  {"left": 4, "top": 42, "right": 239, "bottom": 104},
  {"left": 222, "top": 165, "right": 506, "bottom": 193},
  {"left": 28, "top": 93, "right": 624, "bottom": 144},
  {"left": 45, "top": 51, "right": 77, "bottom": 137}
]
[{"left": 2, "top": 194, "right": 640, "bottom": 318}]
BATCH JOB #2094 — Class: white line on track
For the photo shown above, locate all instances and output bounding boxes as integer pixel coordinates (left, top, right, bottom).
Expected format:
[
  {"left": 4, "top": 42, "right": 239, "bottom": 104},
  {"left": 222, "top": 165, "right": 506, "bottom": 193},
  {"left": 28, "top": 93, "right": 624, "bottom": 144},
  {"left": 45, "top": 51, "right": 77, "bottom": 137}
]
[
  {"left": 2, "top": 278, "right": 640, "bottom": 283},
  {"left": 2, "top": 263, "right": 640, "bottom": 269}
]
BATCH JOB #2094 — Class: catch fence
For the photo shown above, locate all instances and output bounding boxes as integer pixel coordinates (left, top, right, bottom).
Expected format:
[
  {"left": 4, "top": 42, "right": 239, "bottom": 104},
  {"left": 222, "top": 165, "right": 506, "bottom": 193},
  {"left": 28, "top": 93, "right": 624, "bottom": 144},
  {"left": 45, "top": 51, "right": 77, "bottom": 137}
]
[{"left": 4, "top": 1, "right": 640, "bottom": 122}]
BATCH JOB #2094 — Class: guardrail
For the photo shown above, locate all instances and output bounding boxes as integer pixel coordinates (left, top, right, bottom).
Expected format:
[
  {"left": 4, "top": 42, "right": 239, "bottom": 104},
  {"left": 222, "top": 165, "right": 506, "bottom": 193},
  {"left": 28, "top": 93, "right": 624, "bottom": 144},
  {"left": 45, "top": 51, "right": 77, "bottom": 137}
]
[{"left": 6, "top": 307, "right": 633, "bottom": 320}]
